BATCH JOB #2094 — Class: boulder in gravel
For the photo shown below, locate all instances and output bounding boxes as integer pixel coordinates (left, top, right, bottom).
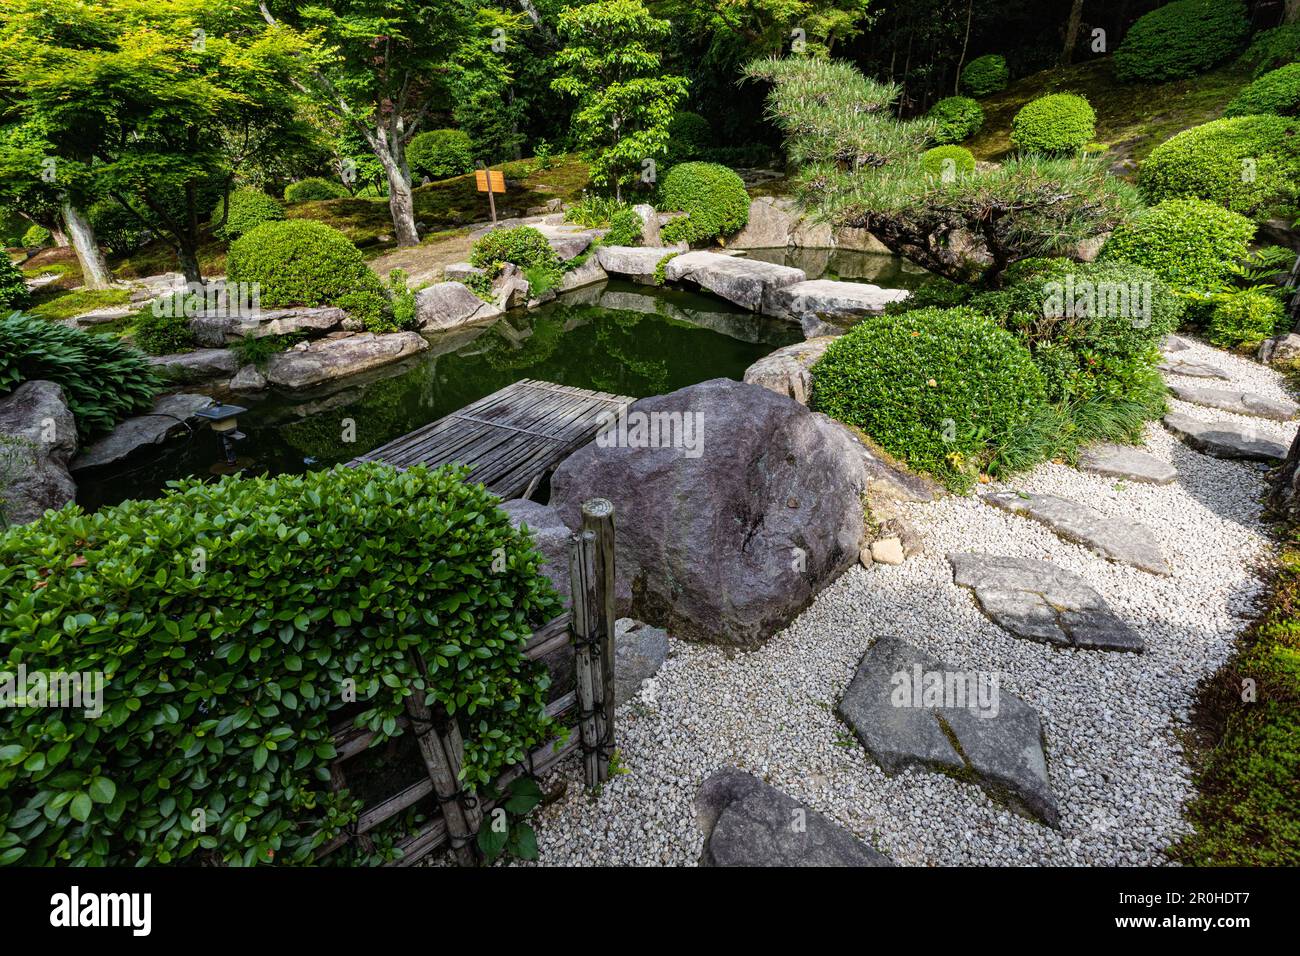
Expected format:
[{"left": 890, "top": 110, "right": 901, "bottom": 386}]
[
  {"left": 614, "top": 618, "right": 669, "bottom": 705},
  {"left": 1168, "top": 382, "right": 1298, "bottom": 422},
  {"left": 1162, "top": 412, "right": 1289, "bottom": 462},
  {"left": 983, "top": 490, "right": 1170, "bottom": 576},
  {"left": 696, "top": 768, "right": 893, "bottom": 866},
  {"left": 595, "top": 246, "right": 680, "bottom": 284},
  {"left": 664, "top": 251, "right": 806, "bottom": 313},
  {"left": 549, "top": 378, "right": 866, "bottom": 647},
  {"left": 742, "top": 337, "right": 835, "bottom": 405},
  {"left": 764, "top": 279, "right": 909, "bottom": 324},
  {"left": 71, "top": 393, "right": 212, "bottom": 472},
  {"left": 414, "top": 281, "right": 503, "bottom": 331},
  {"left": 262, "top": 332, "right": 428, "bottom": 390},
  {"left": 148, "top": 348, "right": 239, "bottom": 384},
  {"left": 1076, "top": 444, "right": 1177, "bottom": 485},
  {"left": 1158, "top": 357, "right": 1229, "bottom": 380},
  {"left": 0, "top": 381, "right": 77, "bottom": 525},
  {"left": 838, "top": 635, "right": 1060, "bottom": 827},
  {"left": 1258, "top": 333, "right": 1300, "bottom": 366},
  {"left": 949, "top": 553, "right": 1143, "bottom": 652}
]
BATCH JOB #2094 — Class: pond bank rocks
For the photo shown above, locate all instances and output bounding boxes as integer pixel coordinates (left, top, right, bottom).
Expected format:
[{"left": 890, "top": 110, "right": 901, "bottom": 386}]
[
  {"left": 0, "top": 381, "right": 77, "bottom": 525},
  {"left": 260, "top": 332, "right": 428, "bottom": 390},
  {"left": 663, "top": 251, "right": 806, "bottom": 313},
  {"left": 148, "top": 348, "right": 240, "bottom": 385},
  {"left": 414, "top": 281, "right": 502, "bottom": 331},
  {"left": 71, "top": 393, "right": 213, "bottom": 473},
  {"left": 764, "top": 278, "right": 909, "bottom": 324},
  {"left": 189, "top": 305, "right": 347, "bottom": 346}
]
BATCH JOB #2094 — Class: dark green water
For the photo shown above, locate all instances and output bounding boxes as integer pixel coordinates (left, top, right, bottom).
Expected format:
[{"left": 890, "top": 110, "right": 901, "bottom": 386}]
[{"left": 75, "top": 279, "right": 803, "bottom": 510}]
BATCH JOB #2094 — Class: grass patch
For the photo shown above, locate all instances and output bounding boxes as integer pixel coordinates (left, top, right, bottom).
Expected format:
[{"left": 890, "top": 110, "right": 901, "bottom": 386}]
[{"left": 27, "top": 286, "right": 131, "bottom": 322}]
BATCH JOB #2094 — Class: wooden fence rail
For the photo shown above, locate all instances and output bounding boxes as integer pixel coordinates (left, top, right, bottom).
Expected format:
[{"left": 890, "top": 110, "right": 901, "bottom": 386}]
[{"left": 317, "top": 498, "right": 616, "bottom": 866}]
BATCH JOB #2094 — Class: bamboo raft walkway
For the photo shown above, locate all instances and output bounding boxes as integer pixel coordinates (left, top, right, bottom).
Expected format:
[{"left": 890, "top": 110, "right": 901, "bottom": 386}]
[{"left": 350, "top": 378, "right": 634, "bottom": 499}]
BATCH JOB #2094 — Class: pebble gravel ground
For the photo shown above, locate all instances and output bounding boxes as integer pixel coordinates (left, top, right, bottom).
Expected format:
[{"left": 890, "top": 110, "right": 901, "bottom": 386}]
[{"left": 496, "top": 338, "right": 1295, "bottom": 866}]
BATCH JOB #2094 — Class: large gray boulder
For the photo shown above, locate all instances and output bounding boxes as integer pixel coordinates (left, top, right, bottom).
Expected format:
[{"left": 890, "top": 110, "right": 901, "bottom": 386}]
[
  {"left": 189, "top": 306, "right": 346, "bottom": 346},
  {"left": 262, "top": 332, "right": 428, "bottom": 390},
  {"left": 414, "top": 282, "right": 502, "bottom": 331},
  {"left": 764, "top": 279, "right": 909, "bottom": 324},
  {"left": 500, "top": 498, "right": 572, "bottom": 606},
  {"left": 596, "top": 246, "right": 681, "bottom": 284},
  {"left": 696, "top": 768, "right": 892, "bottom": 867},
  {"left": 148, "top": 348, "right": 239, "bottom": 384},
  {"left": 614, "top": 618, "right": 669, "bottom": 705},
  {"left": 0, "top": 381, "right": 77, "bottom": 525},
  {"left": 742, "top": 337, "right": 835, "bottom": 406},
  {"left": 72, "top": 393, "right": 212, "bottom": 472},
  {"left": 664, "top": 251, "right": 806, "bottom": 313},
  {"left": 558, "top": 255, "right": 608, "bottom": 293},
  {"left": 549, "top": 378, "right": 866, "bottom": 647},
  {"left": 728, "top": 196, "right": 834, "bottom": 249}
]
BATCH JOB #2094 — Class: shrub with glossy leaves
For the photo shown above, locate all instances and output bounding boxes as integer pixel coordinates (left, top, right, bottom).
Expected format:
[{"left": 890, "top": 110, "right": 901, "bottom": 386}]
[
  {"left": 1139, "top": 115, "right": 1300, "bottom": 218},
  {"left": 132, "top": 308, "right": 196, "bottom": 356},
  {"left": 1224, "top": 63, "right": 1300, "bottom": 118},
  {"left": 1100, "top": 198, "right": 1255, "bottom": 290},
  {"left": 1011, "top": 93, "right": 1096, "bottom": 154},
  {"left": 811, "top": 307, "right": 1047, "bottom": 491},
  {"left": 927, "top": 96, "right": 985, "bottom": 144},
  {"left": 283, "top": 177, "right": 349, "bottom": 203},
  {"left": 960, "top": 54, "right": 1009, "bottom": 96},
  {"left": 407, "top": 129, "right": 474, "bottom": 180},
  {"left": 0, "top": 255, "right": 29, "bottom": 311},
  {"left": 211, "top": 188, "right": 284, "bottom": 240},
  {"left": 657, "top": 162, "right": 749, "bottom": 245},
  {"left": 1207, "top": 289, "right": 1285, "bottom": 350},
  {"left": 921, "top": 145, "right": 976, "bottom": 178},
  {"left": 227, "top": 220, "right": 391, "bottom": 331},
  {"left": 0, "top": 463, "right": 561, "bottom": 866},
  {"left": 1114, "top": 0, "right": 1249, "bottom": 83}
]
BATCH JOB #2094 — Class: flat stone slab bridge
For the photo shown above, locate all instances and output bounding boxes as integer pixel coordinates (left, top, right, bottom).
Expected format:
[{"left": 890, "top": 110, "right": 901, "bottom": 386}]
[{"left": 351, "top": 378, "right": 634, "bottom": 499}]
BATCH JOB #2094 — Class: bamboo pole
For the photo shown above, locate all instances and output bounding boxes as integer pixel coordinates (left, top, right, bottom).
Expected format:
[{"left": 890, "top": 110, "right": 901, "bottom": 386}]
[
  {"left": 581, "top": 498, "right": 617, "bottom": 783},
  {"left": 568, "top": 528, "right": 602, "bottom": 788}
]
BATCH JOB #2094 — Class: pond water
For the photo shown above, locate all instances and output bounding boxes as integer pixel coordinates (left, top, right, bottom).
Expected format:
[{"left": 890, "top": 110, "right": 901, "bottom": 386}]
[
  {"left": 75, "top": 278, "right": 805, "bottom": 510},
  {"left": 743, "top": 247, "right": 933, "bottom": 289}
]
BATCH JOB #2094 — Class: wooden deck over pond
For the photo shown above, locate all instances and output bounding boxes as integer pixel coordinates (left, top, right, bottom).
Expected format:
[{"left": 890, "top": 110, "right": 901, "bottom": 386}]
[{"left": 351, "top": 378, "right": 634, "bottom": 499}]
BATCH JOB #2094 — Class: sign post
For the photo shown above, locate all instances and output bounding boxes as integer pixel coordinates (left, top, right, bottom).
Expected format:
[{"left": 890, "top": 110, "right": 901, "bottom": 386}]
[{"left": 475, "top": 163, "right": 505, "bottom": 225}]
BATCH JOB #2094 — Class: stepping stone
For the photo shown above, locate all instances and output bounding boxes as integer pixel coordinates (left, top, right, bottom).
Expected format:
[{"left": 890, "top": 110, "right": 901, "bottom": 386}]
[
  {"left": 1158, "top": 357, "right": 1229, "bottom": 380},
  {"left": 663, "top": 250, "right": 806, "bottom": 313},
  {"left": 1167, "top": 382, "right": 1298, "bottom": 422},
  {"left": 948, "top": 553, "right": 1144, "bottom": 652},
  {"left": 1162, "top": 412, "right": 1289, "bottom": 462},
  {"left": 1161, "top": 334, "right": 1195, "bottom": 352},
  {"left": 837, "top": 635, "right": 1060, "bottom": 826},
  {"left": 1076, "top": 444, "right": 1176, "bottom": 484},
  {"left": 73, "top": 305, "right": 133, "bottom": 326},
  {"left": 696, "top": 768, "right": 893, "bottom": 867},
  {"left": 983, "top": 490, "right": 1170, "bottom": 576}
]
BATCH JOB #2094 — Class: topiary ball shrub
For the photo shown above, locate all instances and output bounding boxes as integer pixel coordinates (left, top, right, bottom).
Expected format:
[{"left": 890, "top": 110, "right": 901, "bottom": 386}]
[
  {"left": 960, "top": 55, "right": 1009, "bottom": 97},
  {"left": 407, "top": 128, "right": 474, "bottom": 181},
  {"left": 1238, "top": 23, "right": 1300, "bottom": 78},
  {"left": 1139, "top": 115, "right": 1300, "bottom": 218},
  {"left": 927, "top": 96, "right": 985, "bottom": 144},
  {"left": 1100, "top": 198, "right": 1255, "bottom": 291},
  {"left": 0, "top": 462, "right": 562, "bottom": 865},
  {"left": 1207, "top": 289, "right": 1286, "bottom": 350},
  {"left": 811, "top": 306, "right": 1047, "bottom": 492},
  {"left": 1113, "top": 0, "right": 1249, "bottom": 83},
  {"left": 21, "top": 224, "right": 49, "bottom": 249},
  {"left": 1225, "top": 63, "right": 1300, "bottom": 118},
  {"left": 0, "top": 254, "right": 30, "bottom": 311},
  {"left": 1010, "top": 93, "right": 1097, "bottom": 154},
  {"left": 283, "top": 177, "right": 349, "bottom": 203},
  {"left": 603, "top": 207, "right": 644, "bottom": 247},
  {"left": 657, "top": 162, "right": 750, "bottom": 246},
  {"left": 470, "top": 225, "right": 560, "bottom": 273},
  {"left": 921, "top": 145, "right": 976, "bottom": 178},
  {"left": 211, "top": 188, "right": 284, "bottom": 240},
  {"left": 227, "top": 220, "right": 391, "bottom": 331},
  {"left": 665, "top": 111, "right": 712, "bottom": 165}
]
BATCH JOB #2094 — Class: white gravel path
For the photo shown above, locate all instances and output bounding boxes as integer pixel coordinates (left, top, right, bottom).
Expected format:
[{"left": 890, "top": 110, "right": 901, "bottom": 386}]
[{"left": 511, "top": 336, "right": 1295, "bottom": 866}]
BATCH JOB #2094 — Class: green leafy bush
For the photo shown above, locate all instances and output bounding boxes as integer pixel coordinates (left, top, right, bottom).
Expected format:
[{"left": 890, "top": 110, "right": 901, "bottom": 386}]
[
  {"left": 1207, "top": 288, "right": 1285, "bottom": 350},
  {"left": 21, "top": 225, "right": 49, "bottom": 248},
  {"left": 811, "top": 307, "right": 1047, "bottom": 492},
  {"left": 603, "top": 208, "right": 644, "bottom": 246},
  {"left": 0, "top": 255, "right": 30, "bottom": 311},
  {"left": 0, "top": 463, "right": 561, "bottom": 866},
  {"left": 407, "top": 129, "right": 475, "bottom": 181},
  {"left": 283, "top": 177, "right": 349, "bottom": 203},
  {"left": 1010, "top": 93, "right": 1097, "bottom": 154},
  {"left": 0, "top": 313, "right": 157, "bottom": 439},
  {"left": 1113, "top": 0, "right": 1248, "bottom": 83},
  {"left": 1139, "top": 115, "right": 1300, "bottom": 218},
  {"left": 960, "top": 54, "right": 1009, "bottom": 96},
  {"left": 565, "top": 195, "right": 626, "bottom": 228},
  {"left": 927, "top": 96, "right": 985, "bottom": 144},
  {"left": 87, "top": 199, "right": 150, "bottom": 257},
  {"left": 921, "top": 145, "right": 976, "bottom": 178},
  {"left": 211, "top": 188, "right": 284, "bottom": 240},
  {"left": 1225, "top": 63, "right": 1300, "bottom": 118},
  {"left": 658, "top": 162, "right": 750, "bottom": 245},
  {"left": 1100, "top": 198, "right": 1255, "bottom": 290},
  {"left": 386, "top": 268, "right": 417, "bottom": 330},
  {"left": 1237, "top": 22, "right": 1300, "bottom": 78},
  {"left": 132, "top": 307, "right": 196, "bottom": 356},
  {"left": 227, "top": 220, "right": 391, "bottom": 332},
  {"left": 470, "top": 226, "right": 560, "bottom": 274},
  {"left": 664, "top": 111, "right": 711, "bottom": 165}
]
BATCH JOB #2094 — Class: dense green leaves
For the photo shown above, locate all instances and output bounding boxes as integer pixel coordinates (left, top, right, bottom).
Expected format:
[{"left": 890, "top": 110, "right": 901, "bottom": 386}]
[
  {"left": 1010, "top": 94, "right": 1096, "bottom": 155},
  {"left": 657, "top": 162, "right": 750, "bottom": 245},
  {"left": 1113, "top": 0, "right": 1248, "bottom": 83},
  {"left": 1100, "top": 198, "right": 1256, "bottom": 291}
]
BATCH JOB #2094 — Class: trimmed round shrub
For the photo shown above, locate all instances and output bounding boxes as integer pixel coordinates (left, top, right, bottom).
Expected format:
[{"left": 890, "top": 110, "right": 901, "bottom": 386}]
[
  {"left": 960, "top": 55, "right": 1009, "bottom": 97},
  {"left": 921, "top": 145, "right": 976, "bottom": 178},
  {"left": 283, "top": 177, "right": 349, "bottom": 203},
  {"left": 1010, "top": 93, "right": 1096, "bottom": 154},
  {"left": 0, "top": 462, "right": 561, "bottom": 865},
  {"left": 1138, "top": 115, "right": 1300, "bottom": 218},
  {"left": 665, "top": 111, "right": 712, "bottom": 165},
  {"left": 210, "top": 188, "right": 284, "bottom": 240},
  {"left": 1207, "top": 289, "right": 1285, "bottom": 350},
  {"left": 603, "top": 207, "right": 644, "bottom": 247},
  {"left": 927, "top": 96, "right": 985, "bottom": 144},
  {"left": 227, "top": 220, "right": 390, "bottom": 331},
  {"left": 1114, "top": 0, "right": 1248, "bottom": 83},
  {"left": 1237, "top": 22, "right": 1300, "bottom": 78},
  {"left": 1225, "top": 63, "right": 1300, "bottom": 118},
  {"left": 21, "top": 224, "right": 49, "bottom": 248},
  {"left": 470, "top": 225, "right": 559, "bottom": 273},
  {"left": 811, "top": 306, "right": 1047, "bottom": 491},
  {"left": 657, "top": 162, "right": 750, "bottom": 245},
  {"left": 132, "top": 307, "right": 196, "bottom": 356},
  {"left": 0, "top": 254, "right": 30, "bottom": 311},
  {"left": 1099, "top": 198, "right": 1255, "bottom": 290},
  {"left": 407, "top": 128, "right": 474, "bottom": 181}
]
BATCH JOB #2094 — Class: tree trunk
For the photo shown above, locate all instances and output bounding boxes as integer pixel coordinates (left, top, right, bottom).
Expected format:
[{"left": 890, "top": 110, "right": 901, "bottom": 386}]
[
  {"left": 61, "top": 198, "right": 112, "bottom": 290},
  {"left": 1061, "top": 0, "right": 1085, "bottom": 65},
  {"left": 382, "top": 160, "right": 419, "bottom": 246},
  {"left": 954, "top": 0, "right": 974, "bottom": 94},
  {"left": 49, "top": 223, "right": 69, "bottom": 247},
  {"left": 1286, "top": 0, "right": 1300, "bottom": 25}
]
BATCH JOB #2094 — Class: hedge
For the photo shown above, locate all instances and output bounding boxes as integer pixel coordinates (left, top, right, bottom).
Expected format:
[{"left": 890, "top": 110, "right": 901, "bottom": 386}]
[
  {"left": 0, "top": 463, "right": 561, "bottom": 866},
  {"left": 283, "top": 178, "right": 349, "bottom": 203},
  {"left": 1099, "top": 198, "right": 1255, "bottom": 291},
  {"left": 1207, "top": 289, "right": 1286, "bottom": 350},
  {"left": 407, "top": 129, "right": 474, "bottom": 181},
  {"left": 1010, "top": 93, "right": 1096, "bottom": 154},
  {"left": 1224, "top": 63, "right": 1300, "bottom": 118},
  {"left": 927, "top": 96, "right": 985, "bottom": 144},
  {"left": 211, "top": 188, "right": 284, "bottom": 241},
  {"left": 960, "top": 55, "right": 1009, "bottom": 97},
  {"left": 1237, "top": 22, "right": 1300, "bottom": 78},
  {"left": 1113, "top": 0, "right": 1249, "bottom": 83},
  {"left": 921, "top": 145, "right": 976, "bottom": 178},
  {"left": 21, "top": 225, "right": 49, "bottom": 249},
  {"left": 658, "top": 162, "right": 750, "bottom": 245}
]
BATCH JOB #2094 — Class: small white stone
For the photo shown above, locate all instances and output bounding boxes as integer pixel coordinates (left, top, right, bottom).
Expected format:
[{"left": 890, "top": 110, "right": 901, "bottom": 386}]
[{"left": 870, "top": 537, "right": 905, "bottom": 565}]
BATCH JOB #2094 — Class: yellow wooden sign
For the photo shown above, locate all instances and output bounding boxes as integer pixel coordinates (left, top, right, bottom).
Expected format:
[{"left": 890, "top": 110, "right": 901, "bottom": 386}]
[{"left": 475, "top": 169, "right": 506, "bottom": 194}]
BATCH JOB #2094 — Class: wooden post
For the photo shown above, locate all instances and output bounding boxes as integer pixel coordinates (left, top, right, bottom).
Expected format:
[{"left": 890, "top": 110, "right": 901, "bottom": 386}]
[
  {"left": 568, "top": 528, "right": 602, "bottom": 788},
  {"left": 582, "top": 498, "right": 617, "bottom": 783},
  {"left": 568, "top": 498, "right": 617, "bottom": 789},
  {"left": 478, "top": 161, "right": 498, "bottom": 225}
]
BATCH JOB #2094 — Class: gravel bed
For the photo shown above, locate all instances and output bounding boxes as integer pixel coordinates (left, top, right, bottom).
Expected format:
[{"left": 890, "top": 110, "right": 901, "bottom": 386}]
[{"left": 482, "top": 340, "right": 1296, "bottom": 866}]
